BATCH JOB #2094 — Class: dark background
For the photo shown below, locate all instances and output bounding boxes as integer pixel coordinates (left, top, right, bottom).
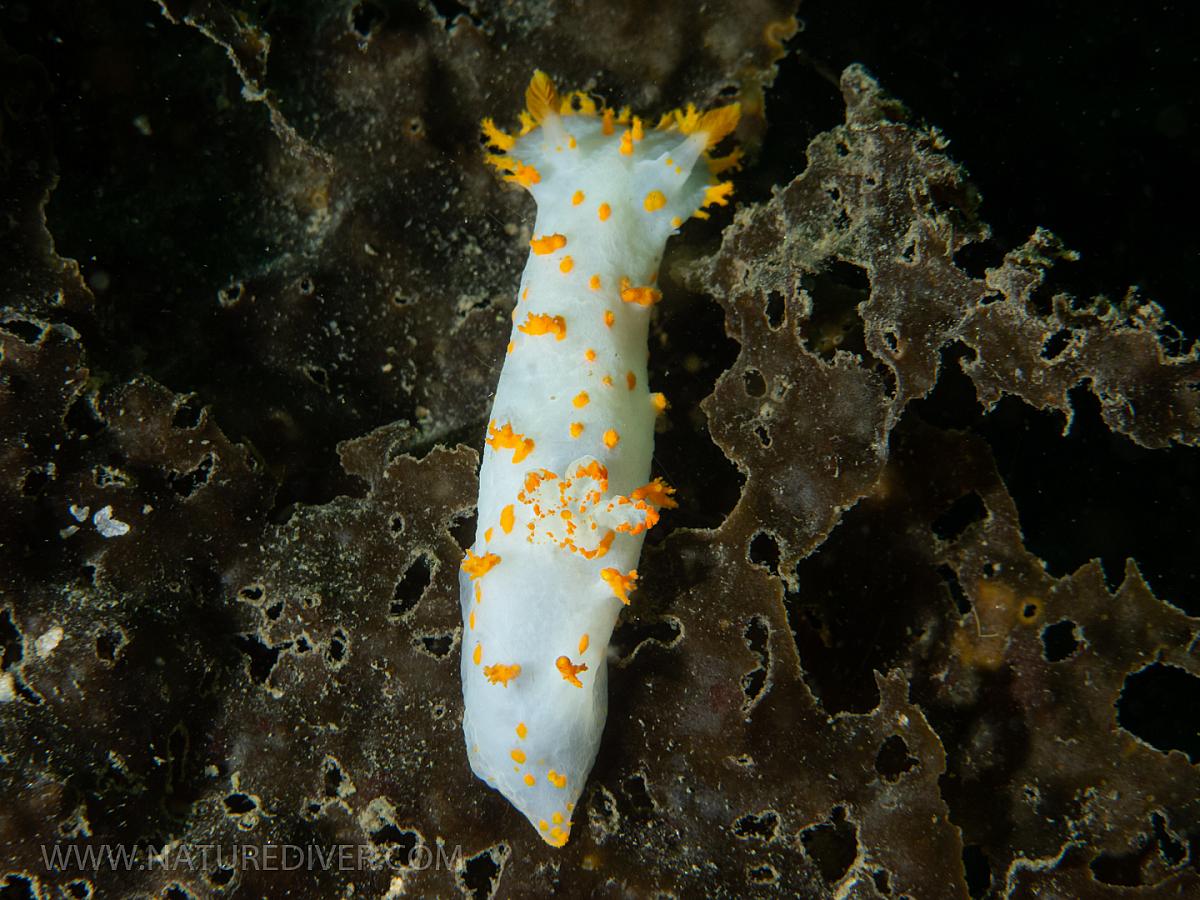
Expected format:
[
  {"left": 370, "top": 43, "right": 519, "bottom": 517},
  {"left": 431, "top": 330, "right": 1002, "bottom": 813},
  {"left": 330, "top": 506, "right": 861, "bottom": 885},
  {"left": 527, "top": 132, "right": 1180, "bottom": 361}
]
[{"left": 772, "top": 1, "right": 1199, "bottom": 342}]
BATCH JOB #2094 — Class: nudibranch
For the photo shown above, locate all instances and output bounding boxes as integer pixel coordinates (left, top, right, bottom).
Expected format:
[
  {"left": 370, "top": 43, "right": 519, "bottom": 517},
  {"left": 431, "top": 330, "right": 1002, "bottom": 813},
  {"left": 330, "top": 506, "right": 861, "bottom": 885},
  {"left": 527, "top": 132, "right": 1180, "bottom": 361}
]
[{"left": 461, "top": 71, "right": 740, "bottom": 847}]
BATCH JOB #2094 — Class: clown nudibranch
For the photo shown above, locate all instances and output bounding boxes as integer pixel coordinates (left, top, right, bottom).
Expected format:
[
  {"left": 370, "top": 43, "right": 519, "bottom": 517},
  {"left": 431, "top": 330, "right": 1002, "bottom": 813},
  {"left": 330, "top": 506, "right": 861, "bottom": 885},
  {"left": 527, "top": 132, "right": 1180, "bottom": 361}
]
[{"left": 460, "top": 71, "right": 740, "bottom": 847}]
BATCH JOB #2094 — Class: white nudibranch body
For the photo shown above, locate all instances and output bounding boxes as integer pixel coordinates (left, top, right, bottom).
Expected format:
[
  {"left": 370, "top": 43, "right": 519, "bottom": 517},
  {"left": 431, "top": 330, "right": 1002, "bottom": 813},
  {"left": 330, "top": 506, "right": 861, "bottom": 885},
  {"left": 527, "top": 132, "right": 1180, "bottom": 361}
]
[{"left": 461, "top": 71, "right": 740, "bottom": 847}]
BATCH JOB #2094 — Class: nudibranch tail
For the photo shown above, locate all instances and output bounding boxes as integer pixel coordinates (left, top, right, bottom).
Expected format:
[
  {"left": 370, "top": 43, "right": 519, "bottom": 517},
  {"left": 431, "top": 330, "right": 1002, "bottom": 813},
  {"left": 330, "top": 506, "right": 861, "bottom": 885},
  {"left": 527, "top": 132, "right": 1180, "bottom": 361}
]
[{"left": 462, "top": 70, "right": 739, "bottom": 847}]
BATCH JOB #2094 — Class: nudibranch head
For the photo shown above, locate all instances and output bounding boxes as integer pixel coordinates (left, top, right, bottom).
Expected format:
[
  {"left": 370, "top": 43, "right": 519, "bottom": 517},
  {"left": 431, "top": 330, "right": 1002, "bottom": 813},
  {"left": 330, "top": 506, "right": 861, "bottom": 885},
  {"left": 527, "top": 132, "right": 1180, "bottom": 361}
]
[{"left": 483, "top": 70, "right": 741, "bottom": 239}]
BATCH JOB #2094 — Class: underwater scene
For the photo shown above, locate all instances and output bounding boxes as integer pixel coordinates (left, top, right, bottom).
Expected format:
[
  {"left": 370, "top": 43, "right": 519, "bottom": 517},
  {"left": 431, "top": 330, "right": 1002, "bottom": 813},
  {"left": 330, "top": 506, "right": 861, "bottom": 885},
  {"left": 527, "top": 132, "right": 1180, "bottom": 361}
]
[{"left": 1, "top": 1, "right": 1196, "bottom": 897}]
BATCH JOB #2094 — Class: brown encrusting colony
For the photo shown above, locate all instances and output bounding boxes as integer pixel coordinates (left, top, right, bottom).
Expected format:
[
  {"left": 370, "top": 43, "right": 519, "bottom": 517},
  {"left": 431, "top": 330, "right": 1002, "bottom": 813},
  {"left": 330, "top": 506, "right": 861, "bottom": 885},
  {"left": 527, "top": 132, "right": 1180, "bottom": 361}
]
[{"left": 0, "top": 2, "right": 1197, "bottom": 899}]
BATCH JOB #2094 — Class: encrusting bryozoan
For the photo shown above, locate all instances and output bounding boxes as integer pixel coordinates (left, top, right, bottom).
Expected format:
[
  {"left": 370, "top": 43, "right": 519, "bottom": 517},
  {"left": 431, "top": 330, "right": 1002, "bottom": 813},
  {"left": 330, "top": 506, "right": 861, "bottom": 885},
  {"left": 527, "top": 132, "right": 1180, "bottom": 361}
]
[{"left": 461, "top": 71, "right": 740, "bottom": 847}]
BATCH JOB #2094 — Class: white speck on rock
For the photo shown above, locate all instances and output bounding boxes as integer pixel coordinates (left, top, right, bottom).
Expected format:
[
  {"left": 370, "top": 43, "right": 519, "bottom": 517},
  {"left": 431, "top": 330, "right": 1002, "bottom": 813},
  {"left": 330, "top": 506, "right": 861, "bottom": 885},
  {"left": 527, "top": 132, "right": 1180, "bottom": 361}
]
[
  {"left": 0, "top": 672, "right": 14, "bottom": 703},
  {"left": 36, "top": 625, "right": 64, "bottom": 659},
  {"left": 94, "top": 505, "right": 130, "bottom": 537},
  {"left": 69, "top": 504, "right": 90, "bottom": 522}
]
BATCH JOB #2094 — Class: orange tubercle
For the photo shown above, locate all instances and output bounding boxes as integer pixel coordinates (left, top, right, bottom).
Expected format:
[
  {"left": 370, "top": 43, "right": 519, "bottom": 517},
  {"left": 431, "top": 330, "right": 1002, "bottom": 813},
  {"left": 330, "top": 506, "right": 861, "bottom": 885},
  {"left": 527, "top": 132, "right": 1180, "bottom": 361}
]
[
  {"left": 462, "top": 549, "right": 501, "bottom": 580},
  {"left": 518, "top": 312, "right": 567, "bottom": 341},
  {"left": 575, "top": 460, "right": 608, "bottom": 483},
  {"left": 578, "top": 529, "right": 614, "bottom": 560},
  {"left": 530, "top": 233, "right": 567, "bottom": 255},
  {"left": 702, "top": 181, "right": 736, "bottom": 210},
  {"left": 620, "top": 284, "right": 662, "bottom": 306},
  {"left": 487, "top": 421, "right": 535, "bottom": 463},
  {"left": 507, "top": 162, "right": 541, "bottom": 187},
  {"left": 555, "top": 655, "right": 588, "bottom": 687},
  {"left": 632, "top": 477, "right": 679, "bottom": 509},
  {"left": 484, "top": 663, "right": 521, "bottom": 686},
  {"left": 481, "top": 117, "right": 515, "bottom": 151},
  {"left": 600, "top": 567, "right": 638, "bottom": 604}
]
